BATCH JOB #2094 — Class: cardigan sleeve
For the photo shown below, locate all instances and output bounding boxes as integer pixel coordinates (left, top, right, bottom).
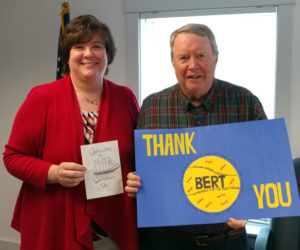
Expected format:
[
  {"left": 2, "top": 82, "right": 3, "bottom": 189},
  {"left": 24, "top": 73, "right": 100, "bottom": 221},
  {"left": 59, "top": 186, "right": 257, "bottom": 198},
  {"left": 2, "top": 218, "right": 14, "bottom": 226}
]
[{"left": 3, "top": 87, "right": 52, "bottom": 188}]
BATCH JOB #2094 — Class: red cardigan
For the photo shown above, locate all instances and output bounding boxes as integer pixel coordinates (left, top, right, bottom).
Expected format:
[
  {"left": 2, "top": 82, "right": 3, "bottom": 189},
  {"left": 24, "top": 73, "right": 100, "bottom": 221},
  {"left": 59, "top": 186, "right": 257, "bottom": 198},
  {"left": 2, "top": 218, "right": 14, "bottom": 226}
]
[{"left": 3, "top": 75, "right": 139, "bottom": 250}]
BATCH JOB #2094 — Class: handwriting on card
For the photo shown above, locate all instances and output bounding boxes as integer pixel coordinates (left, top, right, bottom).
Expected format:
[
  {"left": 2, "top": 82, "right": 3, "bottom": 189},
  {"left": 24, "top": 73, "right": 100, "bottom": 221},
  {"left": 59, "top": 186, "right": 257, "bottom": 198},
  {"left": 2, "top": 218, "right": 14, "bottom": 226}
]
[{"left": 81, "top": 140, "right": 123, "bottom": 200}]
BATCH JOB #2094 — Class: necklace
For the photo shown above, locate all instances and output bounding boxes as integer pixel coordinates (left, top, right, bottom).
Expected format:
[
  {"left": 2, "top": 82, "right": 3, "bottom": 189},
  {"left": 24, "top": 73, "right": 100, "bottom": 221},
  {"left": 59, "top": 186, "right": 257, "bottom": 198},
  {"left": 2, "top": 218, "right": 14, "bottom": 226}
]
[{"left": 75, "top": 89, "right": 100, "bottom": 106}]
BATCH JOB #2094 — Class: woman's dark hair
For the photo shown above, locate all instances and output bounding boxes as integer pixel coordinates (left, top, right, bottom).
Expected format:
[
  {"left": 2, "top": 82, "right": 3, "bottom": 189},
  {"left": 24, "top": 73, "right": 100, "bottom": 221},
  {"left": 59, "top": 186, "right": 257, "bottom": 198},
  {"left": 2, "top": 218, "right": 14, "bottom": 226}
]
[{"left": 59, "top": 15, "right": 116, "bottom": 75}]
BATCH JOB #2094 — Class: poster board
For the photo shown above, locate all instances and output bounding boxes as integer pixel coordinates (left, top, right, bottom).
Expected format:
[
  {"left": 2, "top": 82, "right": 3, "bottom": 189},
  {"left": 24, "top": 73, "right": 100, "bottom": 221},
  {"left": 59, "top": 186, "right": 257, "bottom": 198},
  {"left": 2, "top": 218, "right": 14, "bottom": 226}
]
[{"left": 134, "top": 119, "right": 300, "bottom": 227}]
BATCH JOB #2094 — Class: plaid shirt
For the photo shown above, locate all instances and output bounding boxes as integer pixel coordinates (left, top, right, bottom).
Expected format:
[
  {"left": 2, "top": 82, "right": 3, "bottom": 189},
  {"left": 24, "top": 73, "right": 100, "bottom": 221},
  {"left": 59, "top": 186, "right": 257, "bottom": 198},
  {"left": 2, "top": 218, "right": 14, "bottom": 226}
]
[
  {"left": 138, "top": 78, "right": 266, "bottom": 130},
  {"left": 137, "top": 78, "right": 267, "bottom": 234}
]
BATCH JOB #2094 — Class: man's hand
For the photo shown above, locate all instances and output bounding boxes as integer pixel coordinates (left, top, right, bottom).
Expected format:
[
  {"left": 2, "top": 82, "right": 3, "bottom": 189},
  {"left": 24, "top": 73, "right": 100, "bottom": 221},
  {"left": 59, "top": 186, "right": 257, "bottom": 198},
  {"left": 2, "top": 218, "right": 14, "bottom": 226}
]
[
  {"left": 124, "top": 172, "right": 141, "bottom": 197},
  {"left": 227, "top": 218, "right": 247, "bottom": 229}
]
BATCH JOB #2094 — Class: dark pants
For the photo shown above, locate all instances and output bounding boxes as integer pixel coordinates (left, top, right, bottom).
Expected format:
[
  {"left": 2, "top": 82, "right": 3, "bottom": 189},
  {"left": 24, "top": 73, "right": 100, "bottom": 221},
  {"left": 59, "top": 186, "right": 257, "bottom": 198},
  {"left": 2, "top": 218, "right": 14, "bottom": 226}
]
[{"left": 139, "top": 228, "right": 248, "bottom": 250}]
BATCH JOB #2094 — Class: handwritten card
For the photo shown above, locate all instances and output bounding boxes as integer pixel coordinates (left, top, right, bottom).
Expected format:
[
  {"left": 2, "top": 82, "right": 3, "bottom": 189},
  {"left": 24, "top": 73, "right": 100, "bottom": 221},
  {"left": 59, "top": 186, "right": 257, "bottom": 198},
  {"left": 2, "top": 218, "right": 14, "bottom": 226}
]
[{"left": 81, "top": 140, "right": 123, "bottom": 200}]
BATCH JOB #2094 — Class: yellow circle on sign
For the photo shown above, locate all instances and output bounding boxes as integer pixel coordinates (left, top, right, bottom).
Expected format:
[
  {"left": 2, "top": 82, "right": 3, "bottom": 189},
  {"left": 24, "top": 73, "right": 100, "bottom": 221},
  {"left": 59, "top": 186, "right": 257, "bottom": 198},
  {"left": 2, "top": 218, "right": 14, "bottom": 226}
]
[{"left": 183, "top": 155, "right": 240, "bottom": 213}]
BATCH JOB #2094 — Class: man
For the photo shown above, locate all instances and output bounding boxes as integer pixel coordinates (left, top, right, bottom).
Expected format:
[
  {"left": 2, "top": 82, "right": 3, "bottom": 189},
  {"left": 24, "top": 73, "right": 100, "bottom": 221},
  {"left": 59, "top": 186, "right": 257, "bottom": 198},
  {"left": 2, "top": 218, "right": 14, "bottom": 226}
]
[{"left": 125, "top": 24, "right": 267, "bottom": 249}]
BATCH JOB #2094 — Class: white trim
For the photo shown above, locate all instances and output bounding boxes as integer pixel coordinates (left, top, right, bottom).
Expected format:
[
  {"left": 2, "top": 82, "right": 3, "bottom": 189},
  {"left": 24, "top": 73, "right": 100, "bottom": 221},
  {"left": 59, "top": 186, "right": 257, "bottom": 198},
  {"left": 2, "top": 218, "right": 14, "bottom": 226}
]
[
  {"left": 140, "top": 6, "right": 277, "bottom": 19},
  {"left": 125, "top": 12, "right": 140, "bottom": 98},
  {"left": 275, "top": 4, "right": 293, "bottom": 130},
  {"left": 124, "top": 0, "right": 295, "bottom": 13}
]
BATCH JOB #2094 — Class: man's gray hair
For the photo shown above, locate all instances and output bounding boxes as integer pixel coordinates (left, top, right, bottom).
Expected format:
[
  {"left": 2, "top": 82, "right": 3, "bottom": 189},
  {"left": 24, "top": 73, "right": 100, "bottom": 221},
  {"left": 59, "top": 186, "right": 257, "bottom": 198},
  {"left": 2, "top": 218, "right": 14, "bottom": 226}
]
[{"left": 170, "top": 23, "right": 219, "bottom": 60}]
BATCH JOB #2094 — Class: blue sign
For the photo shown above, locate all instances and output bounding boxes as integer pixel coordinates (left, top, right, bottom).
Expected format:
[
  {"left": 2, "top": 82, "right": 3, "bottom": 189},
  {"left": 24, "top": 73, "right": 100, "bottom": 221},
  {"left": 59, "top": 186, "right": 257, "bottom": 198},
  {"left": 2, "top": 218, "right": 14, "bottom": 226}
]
[{"left": 134, "top": 119, "right": 300, "bottom": 228}]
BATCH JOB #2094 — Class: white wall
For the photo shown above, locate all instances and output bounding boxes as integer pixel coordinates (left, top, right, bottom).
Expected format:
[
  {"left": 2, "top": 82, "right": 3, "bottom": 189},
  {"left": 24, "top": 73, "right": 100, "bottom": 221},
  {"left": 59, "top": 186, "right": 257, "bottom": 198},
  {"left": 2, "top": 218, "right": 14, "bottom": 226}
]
[{"left": 0, "top": 0, "right": 299, "bottom": 245}]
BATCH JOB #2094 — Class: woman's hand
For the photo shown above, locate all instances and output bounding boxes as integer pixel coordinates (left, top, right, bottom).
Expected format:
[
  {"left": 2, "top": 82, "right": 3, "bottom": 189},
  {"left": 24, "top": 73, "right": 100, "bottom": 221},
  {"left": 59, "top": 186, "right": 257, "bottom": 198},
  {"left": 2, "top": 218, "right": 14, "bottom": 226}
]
[
  {"left": 47, "top": 162, "right": 87, "bottom": 187},
  {"left": 227, "top": 218, "right": 247, "bottom": 229},
  {"left": 124, "top": 172, "right": 141, "bottom": 198}
]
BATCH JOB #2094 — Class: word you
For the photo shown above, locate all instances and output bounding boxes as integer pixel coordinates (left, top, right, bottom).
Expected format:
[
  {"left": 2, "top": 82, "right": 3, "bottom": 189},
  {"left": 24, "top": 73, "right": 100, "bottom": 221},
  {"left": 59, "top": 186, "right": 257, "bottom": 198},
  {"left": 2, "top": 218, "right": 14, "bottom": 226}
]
[{"left": 253, "top": 182, "right": 291, "bottom": 209}]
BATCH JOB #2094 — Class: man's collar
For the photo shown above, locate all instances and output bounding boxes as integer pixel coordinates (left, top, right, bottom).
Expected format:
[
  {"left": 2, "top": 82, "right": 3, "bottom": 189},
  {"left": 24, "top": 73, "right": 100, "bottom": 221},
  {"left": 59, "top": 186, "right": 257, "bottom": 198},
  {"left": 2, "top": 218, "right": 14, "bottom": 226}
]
[{"left": 176, "top": 79, "right": 217, "bottom": 111}]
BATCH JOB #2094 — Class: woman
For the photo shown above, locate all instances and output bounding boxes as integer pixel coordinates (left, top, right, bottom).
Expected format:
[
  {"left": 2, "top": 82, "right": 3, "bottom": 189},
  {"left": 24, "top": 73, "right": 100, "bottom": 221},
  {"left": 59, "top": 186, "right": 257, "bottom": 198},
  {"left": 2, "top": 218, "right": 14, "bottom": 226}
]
[{"left": 3, "top": 15, "right": 139, "bottom": 250}]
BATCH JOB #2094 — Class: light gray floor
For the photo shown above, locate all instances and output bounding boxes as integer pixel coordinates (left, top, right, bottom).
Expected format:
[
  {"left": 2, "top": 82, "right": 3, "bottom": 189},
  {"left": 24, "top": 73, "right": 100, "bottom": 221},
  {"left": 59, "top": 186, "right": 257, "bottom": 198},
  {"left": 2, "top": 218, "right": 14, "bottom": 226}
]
[
  {"left": 0, "top": 238, "right": 122, "bottom": 250},
  {"left": 93, "top": 237, "right": 121, "bottom": 250},
  {"left": 0, "top": 240, "right": 20, "bottom": 250}
]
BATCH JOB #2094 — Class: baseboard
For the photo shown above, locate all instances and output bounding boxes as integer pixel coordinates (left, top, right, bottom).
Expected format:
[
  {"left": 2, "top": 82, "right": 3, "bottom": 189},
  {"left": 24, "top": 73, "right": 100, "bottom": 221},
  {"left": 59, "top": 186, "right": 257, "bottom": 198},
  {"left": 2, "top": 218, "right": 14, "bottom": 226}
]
[{"left": 0, "top": 240, "right": 20, "bottom": 250}]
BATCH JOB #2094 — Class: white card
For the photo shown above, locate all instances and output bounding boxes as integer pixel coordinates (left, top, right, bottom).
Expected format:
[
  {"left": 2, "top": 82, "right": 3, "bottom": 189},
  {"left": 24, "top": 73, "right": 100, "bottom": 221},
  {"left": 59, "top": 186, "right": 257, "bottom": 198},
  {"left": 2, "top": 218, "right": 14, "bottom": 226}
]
[{"left": 80, "top": 140, "right": 123, "bottom": 200}]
